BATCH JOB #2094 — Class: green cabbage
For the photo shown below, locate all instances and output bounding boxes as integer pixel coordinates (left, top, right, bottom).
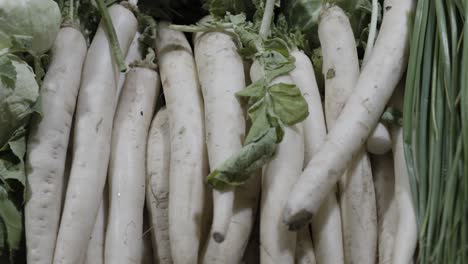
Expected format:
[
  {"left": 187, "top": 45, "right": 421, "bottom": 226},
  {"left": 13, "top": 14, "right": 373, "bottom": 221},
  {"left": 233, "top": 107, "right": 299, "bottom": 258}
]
[{"left": 0, "top": 0, "right": 61, "bottom": 55}]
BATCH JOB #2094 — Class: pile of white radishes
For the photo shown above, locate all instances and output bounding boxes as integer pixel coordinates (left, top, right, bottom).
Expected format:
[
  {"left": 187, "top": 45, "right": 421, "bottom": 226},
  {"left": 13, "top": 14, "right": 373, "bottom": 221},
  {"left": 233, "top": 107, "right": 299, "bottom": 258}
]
[{"left": 23, "top": 0, "right": 420, "bottom": 263}]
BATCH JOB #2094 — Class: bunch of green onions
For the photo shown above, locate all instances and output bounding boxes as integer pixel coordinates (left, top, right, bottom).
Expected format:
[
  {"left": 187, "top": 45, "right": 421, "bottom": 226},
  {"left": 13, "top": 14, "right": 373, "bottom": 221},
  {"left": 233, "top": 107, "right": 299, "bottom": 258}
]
[{"left": 404, "top": 0, "right": 468, "bottom": 262}]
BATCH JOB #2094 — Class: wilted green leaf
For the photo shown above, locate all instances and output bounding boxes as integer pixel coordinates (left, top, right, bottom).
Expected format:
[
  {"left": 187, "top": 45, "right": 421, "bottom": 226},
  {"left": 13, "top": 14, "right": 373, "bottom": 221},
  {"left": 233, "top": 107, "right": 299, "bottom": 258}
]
[
  {"left": 206, "top": 128, "right": 278, "bottom": 189},
  {"left": 269, "top": 82, "right": 309, "bottom": 125}
]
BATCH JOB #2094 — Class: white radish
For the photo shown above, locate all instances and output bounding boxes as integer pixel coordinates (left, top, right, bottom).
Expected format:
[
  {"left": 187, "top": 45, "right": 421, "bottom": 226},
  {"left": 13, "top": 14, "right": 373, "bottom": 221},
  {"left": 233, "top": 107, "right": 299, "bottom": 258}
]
[
  {"left": 155, "top": 22, "right": 208, "bottom": 264},
  {"left": 25, "top": 26, "right": 87, "bottom": 264},
  {"left": 117, "top": 32, "right": 142, "bottom": 101},
  {"left": 371, "top": 153, "right": 398, "bottom": 264},
  {"left": 201, "top": 173, "right": 261, "bottom": 264},
  {"left": 249, "top": 61, "right": 303, "bottom": 264},
  {"left": 193, "top": 16, "right": 246, "bottom": 243},
  {"left": 283, "top": 0, "right": 414, "bottom": 229},
  {"left": 83, "top": 195, "right": 107, "bottom": 264},
  {"left": 104, "top": 64, "right": 159, "bottom": 263},
  {"left": 54, "top": 5, "right": 138, "bottom": 263},
  {"left": 146, "top": 107, "right": 172, "bottom": 264},
  {"left": 289, "top": 49, "right": 344, "bottom": 264},
  {"left": 390, "top": 88, "right": 417, "bottom": 264},
  {"left": 318, "top": 6, "right": 377, "bottom": 263}
]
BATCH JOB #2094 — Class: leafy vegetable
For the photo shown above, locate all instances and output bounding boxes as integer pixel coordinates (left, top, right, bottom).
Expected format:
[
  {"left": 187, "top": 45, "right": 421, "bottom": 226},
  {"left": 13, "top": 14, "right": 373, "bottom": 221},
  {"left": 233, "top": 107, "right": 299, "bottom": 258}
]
[
  {"left": 206, "top": 0, "right": 256, "bottom": 18},
  {"left": 0, "top": 0, "right": 61, "bottom": 55}
]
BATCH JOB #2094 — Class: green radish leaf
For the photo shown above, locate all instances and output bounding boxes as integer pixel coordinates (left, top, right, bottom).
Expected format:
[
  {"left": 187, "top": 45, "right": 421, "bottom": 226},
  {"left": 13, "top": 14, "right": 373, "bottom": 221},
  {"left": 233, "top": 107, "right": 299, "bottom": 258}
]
[
  {"left": 269, "top": 82, "right": 309, "bottom": 125},
  {"left": 0, "top": 186, "right": 22, "bottom": 258},
  {"left": 207, "top": 0, "right": 256, "bottom": 18},
  {"left": 206, "top": 128, "right": 278, "bottom": 190},
  {"left": 236, "top": 80, "right": 266, "bottom": 100},
  {"left": 0, "top": 56, "right": 16, "bottom": 89},
  {"left": 245, "top": 101, "right": 270, "bottom": 144}
]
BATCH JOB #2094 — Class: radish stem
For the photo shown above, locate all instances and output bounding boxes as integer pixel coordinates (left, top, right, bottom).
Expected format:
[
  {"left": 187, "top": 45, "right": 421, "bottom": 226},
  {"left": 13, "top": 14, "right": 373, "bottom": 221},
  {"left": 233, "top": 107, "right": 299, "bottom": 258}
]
[
  {"left": 95, "top": 0, "right": 127, "bottom": 72},
  {"left": 259, "top": 0, "right": 276, "bottom": 38}
]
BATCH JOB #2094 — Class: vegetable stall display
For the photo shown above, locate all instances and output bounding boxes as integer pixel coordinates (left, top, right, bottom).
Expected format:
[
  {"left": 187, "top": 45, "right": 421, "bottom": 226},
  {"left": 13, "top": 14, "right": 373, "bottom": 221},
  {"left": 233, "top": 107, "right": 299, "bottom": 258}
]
[{"left": 0, "top": 0, "right": 467, "bottom": 263}]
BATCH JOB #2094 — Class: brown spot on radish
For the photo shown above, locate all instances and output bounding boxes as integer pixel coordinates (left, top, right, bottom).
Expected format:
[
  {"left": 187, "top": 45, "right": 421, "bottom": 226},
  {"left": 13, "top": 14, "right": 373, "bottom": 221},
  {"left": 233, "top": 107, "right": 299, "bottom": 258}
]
[
  {"left": 385, "top": 5, "right": 392, "bottom": 11},
  {"left": 95, "top": 118, "right": 103, "bottom": 132},
  {"left": 326, "top": 68, "right": 336, "bottom": 79},
  {"left": 140, "top": 111, "right": 143, "bottom": 116},
  {"left": 287, "top": 210, "right": 313, "bottom": 231}
]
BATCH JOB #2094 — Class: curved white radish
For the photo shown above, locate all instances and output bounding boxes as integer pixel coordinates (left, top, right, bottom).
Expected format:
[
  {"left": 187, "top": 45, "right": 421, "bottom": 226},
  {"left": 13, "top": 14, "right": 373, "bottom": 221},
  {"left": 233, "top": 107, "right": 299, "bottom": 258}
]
[
  {"left": 146, "top": 107, "right": 172, "bottom": 264},
  {"left": 193, "top": 16, "right": 246, "bottom": 243},
  {"left": 289, "top": 49, "right": 344, "bottom": 264},
  {"left": 284, "top": 0, "right": 414, "bottom": 229},
  {"left": 25, "top": 26, "right": 87, "bottom": 264},
  {"left": 104, "top": 65, "right": 159, "bottom": 264},
  {"left": 201, "top": 172, "right": 261, "bottom": 264},
  {"left": 250, "top": 61, "right": 303, "bottom": 264},
  {"left": 371, "top": 153, "right": 397, "bottom": 264},
  {"left": 155, "top": 22, "right": 208, "bottom": 264},
  {"left": 366, "top": 123, "right": 392, "bottom": 155},
  {"left": 83, "top": 195, "right": 107, "bottom": 264},
  {"left": 318, "top": 6, "right": 377, "bottom": 263},
  {"left": 390, "top": 88, "right": 417, "bottom": 264},
  {"left": 53, "top": 5, "right": 138, "bottom": 264}
]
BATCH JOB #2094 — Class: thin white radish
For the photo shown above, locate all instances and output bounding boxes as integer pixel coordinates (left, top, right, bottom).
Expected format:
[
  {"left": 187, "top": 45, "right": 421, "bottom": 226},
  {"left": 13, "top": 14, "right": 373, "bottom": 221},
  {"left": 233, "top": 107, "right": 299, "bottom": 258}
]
[
  {"left": 104, "top": 64, "right": 159, "bottom": 264},
  {"left": 318, "top": 6, "right": 377, "bottom": 263},
  {"left": 289, "top": 49, "right": 344, "bottom": 264},
  {"left": 283, "top": 0, "right": 414, "bottom": 230},
  {"left": 295, "top": 231, "right": 316, "bottom": 264},
  {"left": 25, "top": 26, "right": 87, "bottom": 264},
  {"left": 83, "top": 194, "right": 107, "bottom": 264},
  {"left": 371, "top": 153, "right": 398, "bottom": 264},
  {"left": 201, "top": 171, "right": 261, "bottom": 264},
  {"left": 362, "top": 0, "right": 393, "bottom": 155},
  {"left": 390, "top": 88, "right": 417, "bottom": 264},
  {"left": 249, "top": 61, "right": 303, "bottom": 264},
  {"left": 367, "top": 123, "right": 392, "bottom": 155},
  {"left": 146, "top": 107, "right": 172, "bottom": 264},
  {"left": 193, "top": 16, "right": 246, "bottom": 243},
  {"left": 155, "top": 22, "right": 208, "bottom": 264},
  {"left": 53, "top": 5, "right": 138, "bottom": 264},
  {"left": 117, "top": 32, "right": 142, "bottom": 101}
]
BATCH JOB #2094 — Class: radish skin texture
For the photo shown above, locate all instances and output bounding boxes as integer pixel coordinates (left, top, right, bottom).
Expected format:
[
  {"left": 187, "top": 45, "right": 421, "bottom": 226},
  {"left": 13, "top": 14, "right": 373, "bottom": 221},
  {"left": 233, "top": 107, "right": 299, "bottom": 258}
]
[
  {"left": 105, "top": 66, "right": 159, "bottom": 264},
  {"left": 25, "top": 26, "right": 86, "bottom": 264},
  {"left": 83, "top": 195, "right": 107, "bottom": 264},
  {"left": 250, "top": 62, "right": 303, "bottom": 263},
  {"left": 146, "top": 107, "right": 172, "bottom": 264},
  {"left": 155, "top": 22, "right": 208, "bottom": 264},
  {"left": 318, "top": 6, "right": 377, "bottom": 263},
  {"left": 289, "top": 49, "right": 344, "bottom": 264},
  {"left": 53, "top": 5, "right": 138, "bottom": 264},
  {"left": 117, "top": 32, "right": 142, "bottom": 101},
  {"left": 201, "top": 172, "right": 261, "bottom": 264},
  {"left": 366, "top": 123, "right": 392, "bottom": 155},
  {"left": 194, "top": 16, "right": 246, "bottom": 243},
  {"left": 371, "top": 154, "right": 397, "bottom": 264},
  {"left": 283, "top": 0, "right": 414, "bottom": 229}
]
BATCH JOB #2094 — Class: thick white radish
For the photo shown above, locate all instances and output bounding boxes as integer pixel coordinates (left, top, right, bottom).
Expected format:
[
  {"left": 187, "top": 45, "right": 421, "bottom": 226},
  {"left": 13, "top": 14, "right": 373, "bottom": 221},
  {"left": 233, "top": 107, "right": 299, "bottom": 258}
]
[
  {"left": 201, "top": 172, "right": 261, "bottom": 264},
  {"left": 146, "top": 107, "right": 172, "bottom": 264},
  {"left": 295, "top": 231, "right": 316, "bottom": 264},
  {"left": 53, "top": 5, "right": 138, "bottom": 264},
  {"left": 289, "top": 49, "right": 344, "bottom": 264},
  {"left": 104, "top": 65, "right": 159, "bottom": 264},
  {"left": 283, "top": 0, "right": 414, "bottom": 229},
  {"left": 193, "top": 16, "right": 246, "bottom": 243},
  {"left": 390, "top": 89, "right": 417, "bottom": 264},
  {"left": 155, "top": 22, "right": 208, "bottom": 264},
  {"left": 318, "top": 6, "right": 377, "bottom": 263},
  {"left": 117, "top": 32, "right": 142, "bottom": 101},
  {"left": 83, "top": 195, "right": 107, "bottom": 264},
  {"left": 249, "top": 62, "right": 303, "bottom": 263},
  {"left": 25, "top": 26, "right": 87, "bottom": 264},
  {"left": 371, "top": 154, "right": 398, "bottom": 264},
  {"left": 366, "top": 123, "right": 392, "bottom": 155}
]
